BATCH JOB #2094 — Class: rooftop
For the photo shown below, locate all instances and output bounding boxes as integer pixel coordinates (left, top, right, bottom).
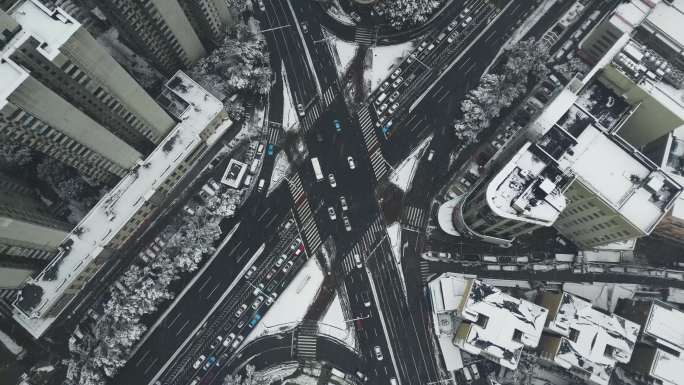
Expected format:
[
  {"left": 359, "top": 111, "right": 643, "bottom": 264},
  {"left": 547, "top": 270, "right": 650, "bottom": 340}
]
[
  {"left": 641, "top": 0, "right": 684, "bottom": 50},
  {"left": 649, "top": 348, "right": 684, "bottom": 385},
  {"left": 13, "top": 72, "right": 228, "bottom": 338},
  {"left": 608, "top": 0, "right": 657, "bottom": 34},
  {"left": 485, "top": 143, "right": 570, "bottom": 227},
  {"left": 642, "top": 301, "right": 684, "bottom": 352},
  {"left": 455, "top": 279, "right": 548, "bottom": 369},
  {"left": 542, "top": 292, "right": 640, "bottom": 385}
]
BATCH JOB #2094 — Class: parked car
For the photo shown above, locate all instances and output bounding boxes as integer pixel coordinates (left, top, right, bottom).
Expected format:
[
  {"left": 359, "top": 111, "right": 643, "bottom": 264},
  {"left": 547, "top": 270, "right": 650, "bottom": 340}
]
[
  {"left": 223, "top": 333, "right": 236, "bottom": 347},
  {"left": 193, "top": 355, "right": 206, "bottom": 369},
  {"left": 266, "top": 267, "right": 277, "bottom": 279},
  {"left": 389, "top": 91, "right": 400, "bottom": 102},
  {"left": 388, "top": 103, "right": 399, "bottom": 114},
  {"left": 390, "top": 68, "right": 402, "bottom": 79},
  {"left": 282, "top": 260, "right": 294, "bottom": 273},
  {"left": 275, "top": 255, "right": 286, "bottom": 267},
  {"left": 235, "top": 304, "right": 248, "bottom": 318},
  {"left": 210, "top": 335, "right": 223, "bottom": 349},
  {"left": 343, "top": 216, "right": 351, "bottom": 232},
  {"left": 231, "top": 335, "right": 245, "bottom": 350},
  {"left": 296, "top": 103, "right": 305, "bottom": 116},
  {"left": 252, "top": 296, "right": 264, "bottom": 310},
  {"left": 374, "top": 346, "right": 384, "bottom": 361},
  {"left": 245, "top": 266, "right": 257, "bottom": 279},
  {"left": 203, "top": 356, "right": 216, "bottom": 370},
  {"left": 340, "top": 196, "right": 349, "bottom": 211},
  {"left": 328, "top": 173, "right": 337, "bottom": 188},
  {"left": 391, "top": 76, "right": 404, "bottom": 88}
]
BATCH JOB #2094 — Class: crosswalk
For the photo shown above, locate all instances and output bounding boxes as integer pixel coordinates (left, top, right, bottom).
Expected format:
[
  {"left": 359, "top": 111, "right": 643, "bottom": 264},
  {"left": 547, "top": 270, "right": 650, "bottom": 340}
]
[
  {"left": 267, "top": 122, "right": 280, "bottom": 143},
  {"left": 287, "top": 173, "right": 322, "bottom": 253},
  {"left": 341, "top": 216, "right": 386, "bottom": 274},
  {"left": 300, "top": 102, "right": 321, "bottom": 134},
  {"left": 419, "top": 260, "right": 432, "bottom": 284},
  {"left": 296, "top": 320, "right": 318, "bottom": 360},
  {"left": 354, "top": 26, "right": 375, "bottom": 45},
  {"left": 321, "top": 86, "right": 337, "bottom": 108},
  {"left": 358, "top": 106, "right": 388, "bottom": 181},
  {"left": 402, "top": 205, "right": 427, "bottom": 232}
]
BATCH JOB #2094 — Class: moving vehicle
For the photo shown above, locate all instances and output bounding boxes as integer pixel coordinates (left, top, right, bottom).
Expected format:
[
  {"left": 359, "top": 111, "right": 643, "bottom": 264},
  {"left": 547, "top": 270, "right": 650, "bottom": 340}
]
[
  {"left": 275, "top": 255, "right": 286, "bottom": 267},
  {"left": 223, "top": 333, "right": 236, "bottom": 347},
  {"left": 333, "top": 119, "right": 342, "bottom": 132},
  {"left": 391, "top": 76, "right": 404, "bottom": 88},
  {"left": 267, "top": 144, "right": 274, "bottom": 156},
  {"left": 311, "top": 157, "right": 324, "bottom": 181},
  {"left": 388, "top": 103, "right": 399, "bottom": 114},
  {"left": 257, "top": 179, "right": 265, "bottom": 192},
  {"left": 361, "top": 291, "right": 371, "bottom": 307},
  {"left": 343, "top": 216, "right": 351, "bottom": 232},
  {"left": 390, "top": 68, "right": 402, "bottom": 79},
  {"left": 235, "top": 304, "right": 248, "bottom": 318},
  {"left": 375, "top": 92, "right": 388, "bottom": 105},
  {"left": 296, "top": 103, "right": 305, "bottom": 116},
  {"left": 374, "top": 346, "right": 384, "bottom": 361},
  {"left": 300, "top": 21, "right": 308, "bottom": 33},
  {"left": 282, "top": 260, "right": 294, "bottom": 273},
  {"left": 210, "top": 335, "right": 223, "bottom": 349},
  {"left": 231, "top": 335, "right": 244, "bottom": 350},
  {"left": 347, "top": 156, "right": 356, "bottom": 170},
  {"left": 328, "top": 173, "right": 337, "bottom": 188},
  {"left": 340, "top": 196, "right": 348, "bottom": 211},
  {"left": 250, "top": 158, "right": 259, "bottom": 174},
  {"left": 328, "top": 206, "right": 337, "bottom": 220},
  {"left": 428, "top": 149, "right": 435, "bottom": 162},
  {"left": 244, "top": 175, "right": 253, "bottom": 187},
  {"left": 203, "top": 356, "right": 216, "bottom": 370},
  {"left": 389, "top": 91, "right": 400, "bottom": 102},
  {"left": 354, "top": 254, "right": 362, "bottom": 269}
]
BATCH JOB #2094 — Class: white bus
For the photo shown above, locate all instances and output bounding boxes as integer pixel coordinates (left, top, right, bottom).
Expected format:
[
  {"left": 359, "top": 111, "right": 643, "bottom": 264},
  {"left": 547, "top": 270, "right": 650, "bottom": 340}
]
[{"left": 311, "top": 157, "right": 323, "bottom": 181}]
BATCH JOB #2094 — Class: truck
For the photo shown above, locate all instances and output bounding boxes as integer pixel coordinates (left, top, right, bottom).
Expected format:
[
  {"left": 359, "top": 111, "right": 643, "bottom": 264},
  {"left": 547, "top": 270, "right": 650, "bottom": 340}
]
[{"left": 311, "top": 157, "right": 323, "bottom": 181}]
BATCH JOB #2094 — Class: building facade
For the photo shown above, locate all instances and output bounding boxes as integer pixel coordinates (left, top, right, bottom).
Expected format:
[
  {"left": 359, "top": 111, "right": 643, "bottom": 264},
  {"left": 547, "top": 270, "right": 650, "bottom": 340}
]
[
  {"left": 93, "top": 0, "right": 232, "bottom": 75},
  {"left": 12, "top": 71, "right": 232, "bottom": 338},
  {"left": 1, "top": 0, "right": 175, "bottom": 184}
]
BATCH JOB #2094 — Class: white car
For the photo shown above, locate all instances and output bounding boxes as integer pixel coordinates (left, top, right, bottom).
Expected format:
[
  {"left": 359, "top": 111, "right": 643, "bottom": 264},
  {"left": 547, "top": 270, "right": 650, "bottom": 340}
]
[
  {"left": 354, "top": 254, "right": 362, "bottom": 269},
  {"left": 252, "top": 296, "right": 264, "bottom": 309},
  {"left": 328, "top": 206, "right": 337, "bottom": 220},
  {"left": 390, "top": 68, "right": 402, "bottom": 79},
  {"left": 347, "top": 156, "right": 356, "bottom": 170},
  {"left": 379, "top": 81, "right": 390, "bottom": 92},
  {"left": 328, "top": 173, "right": 337, "bottom": 188},
  {"left": 275, "top": 255, "right": 286, "bottom": 267},
  {"left": 192, "top": 355, "right": 206, "bottom": 369},
  {"left": 406, "top": 53, "right": 416, "bottom": 63},
  {"left": 374, "top": 346, "right": 384, "bottom": 361},
  {"left": 234, "top": 304, "right": 248, "bottom": 318},
  {"left": 231, "top": 335, "right": 244, "bottom": 350},
  {"left": 343, "top": 216, "right": 351, "bottom": 232},
  {"left": 388, "top": 103, "right": 399, "bottom": 115},
  {"left": 223, "top": 333, "right": 236, "bottom": 347},
  {"left": 391, "top": 76, "right": 403, "bottom": 88},
  {"left": 340, "top": 196, "right": 349, "bottom": 211},
  {"left": 296, "top": 103, "right": 305, "bottom": 117},
  {"left": 378, "top": 102, "right": 388, "bottom": 112},
  {"left": 389, "top": 91, "right": 400, "bottom": 102},
  {"left": 210, "top": 335, "right": 223, "bottom": 349}
]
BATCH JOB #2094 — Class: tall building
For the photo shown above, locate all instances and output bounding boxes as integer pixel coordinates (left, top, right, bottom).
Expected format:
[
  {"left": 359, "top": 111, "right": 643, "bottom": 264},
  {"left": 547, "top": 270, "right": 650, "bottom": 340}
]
[
  {"left": 448, "top": 139, "right": 572, "bottom": 247},
  {"left": 580, "top": 0, "right": 684, "bottom": 147},
  {"left": 93, "top": 0, "right": 233, "bottom": 75},
  {"left": 615, "top": 299, "right": 684, "bottom": 385},
  {"left": 0, "top": 0, "right": 175, "bottom": 184},
  {"left": 0, "top": 172, "right": 64, "bottom": 316},
  {"left": 13, "top": 71, "right": 232, "bottom": 338}
]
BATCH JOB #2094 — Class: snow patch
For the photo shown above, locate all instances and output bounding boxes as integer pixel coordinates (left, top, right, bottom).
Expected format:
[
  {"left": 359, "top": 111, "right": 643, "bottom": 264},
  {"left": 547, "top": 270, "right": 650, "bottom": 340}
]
[
  {"left": 331, "top": 34, "right": 358, "bottom": 79},
  {"left": 281, "top": 61, "right": 299, "bottom": 133},
  {"left": 366, "top": 42, "right": 415, "bottom": 92},
  {"left": 325, "top": 0, "right": 357, "bottom": 26},
  {"left": 244, "top": 257, "right": 324, "bottom": 344},
  {"left": 389, "top": 135, "right": 432, "bottom": 192},
  {"left": 321, "top": 294, "right": 356, "bottom": 349}
]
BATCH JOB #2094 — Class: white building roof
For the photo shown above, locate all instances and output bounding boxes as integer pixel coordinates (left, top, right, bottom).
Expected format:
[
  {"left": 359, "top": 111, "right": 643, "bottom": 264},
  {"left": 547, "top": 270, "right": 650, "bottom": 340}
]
[
  {"left": 457, "top": 279, "right": 548, "bottom": 369},
  {"left": 649, "top": 348, "right": 684, "bottom": 385},
  {"left": 609, "top": 0, "right": 657, "bottom": 33},
  {"left": 568, "top": 124, "right": 681, "bottom": 233},
  {"left": 13, "top": 72, "right": 229, "bottom": 338},
  {"left": 546, "top": 293, "right": 640, "bottom": 385},
  {"left": 486, "top": 143, "right": 568, "bottom": 226},
  {"left": 643, "top": 0, "right": 684, "bottom": 49},
  {"left": 642, "top": 301, "right": 684, "bottom": 352}
]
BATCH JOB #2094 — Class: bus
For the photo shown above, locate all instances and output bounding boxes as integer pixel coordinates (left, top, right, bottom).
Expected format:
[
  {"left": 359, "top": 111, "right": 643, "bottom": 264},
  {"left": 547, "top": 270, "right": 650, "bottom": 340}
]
[{"left": 311, "top": 157, "right": 323, "bottom": 181}]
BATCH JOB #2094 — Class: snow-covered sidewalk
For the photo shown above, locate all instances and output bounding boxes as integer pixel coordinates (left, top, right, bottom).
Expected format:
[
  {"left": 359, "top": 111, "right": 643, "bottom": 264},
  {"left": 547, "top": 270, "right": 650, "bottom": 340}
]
[
  {"left": 365, "top": 42, "right": 415, "bottom": 92},
  {"left": 320, "top": 294, "right": 356, "bottom": 349},
  {"left": 244, "top": 257, "right": 325, "bottom": 344}
]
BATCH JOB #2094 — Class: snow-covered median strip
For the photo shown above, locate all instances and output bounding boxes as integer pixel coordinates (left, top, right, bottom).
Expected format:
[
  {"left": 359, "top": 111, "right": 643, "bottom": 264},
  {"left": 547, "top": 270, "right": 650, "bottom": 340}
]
[
  {"left": 389, "top": 135, "right": 432, "bottom": 192},
  {"left": 281, "top": 61, "right": 299, "bottom": 133},
  {"left": 366, "top": 42, "right": 414, "bottom": 92},
  {"left": 245, "top": 257, "right": 324, "bottom": 344},
  {"left": 386, "top": 222, "right": 407, "bottom": 298}
]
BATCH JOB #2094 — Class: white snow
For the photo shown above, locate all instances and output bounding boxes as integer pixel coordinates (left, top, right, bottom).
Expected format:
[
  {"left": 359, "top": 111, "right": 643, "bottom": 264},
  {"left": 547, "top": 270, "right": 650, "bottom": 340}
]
[
  {"left": 0, "top": 329, "right": 24, "bottom": 356},
  {"left": 505, "top": 0, "right": 559, "bottom": 49},
  {"left": 244, "top": 257, "right": 324, "bottom": 344},
  {"left": 386, "top": 222, "right": 401, "bottom": 264},
  {"left": 281, "top": 61, "right": 299, "bottom": 133},
  {"left": 320, "top": 294, "right": 357, "bottom": 349},
  {"left": 268, "top": 150, "right": 292, "bottom": 195},
  {"left": 366, "top": 42, "right": 415, "bottom": 92},
  {"left": 389, "top": 135, "right": 431, "bottom": 192},
  {"left": 329, "top": 32, "right": 358, "bottom": 79},
  {"left": 325, "top": 0, "right": 357, "bottom": 26},
  {"left": 561, "top": 282, "right": 636, "bottom": 312}
]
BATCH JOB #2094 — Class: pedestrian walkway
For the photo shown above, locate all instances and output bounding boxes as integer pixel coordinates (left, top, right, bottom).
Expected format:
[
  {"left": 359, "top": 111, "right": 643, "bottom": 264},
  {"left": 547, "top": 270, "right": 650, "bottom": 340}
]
[
  {"left": 354, "top": 26, "right": 375, "bottom": 45},
  {"left": 419, "top": 260, "right": 432, "bottom": 284},
  {"left": 288, "top": 173, "right": 322, "bottom": 253},
  {"left": 357, "top": 106, "right": 388, "bottom": 181},
  {"left": 267, "top": 122, "right": 281, "bottom": 143},
  {"left": 402, "top": 205, "right": 427, "bottom": 232},
  {"left": 296, "top": 320, "right": 318, "bottom": 360},
  {"left": 341, "top": 216, "right": 386, "bottom": 274},
  {"left": 300, "top": 103, "right": 322, "bottom": 134},
  {"left": 321, "top": 85, "right": 337, "bottom": 108}
]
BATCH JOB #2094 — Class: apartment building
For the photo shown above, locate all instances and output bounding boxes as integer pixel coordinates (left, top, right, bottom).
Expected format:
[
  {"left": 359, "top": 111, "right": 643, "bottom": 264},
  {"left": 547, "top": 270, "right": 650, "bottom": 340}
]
[
  {"left": 429, "top": 274, "right": 548, "bottom": 370},
  {"left": 580, "top": 0, "right": 684, "bottom": 147},
  {"left": 536, "top": 292, "right": 640, "bottom": 385},
  {"left": 615, "top": 299, "right": 684, "bottom": 385},
  {"left": 449, "top": 137, "right": 572, "bottom": 246},
  {"left": 1, "top": 0, "right": 175, "bottom": 184},
  {"left": 93, "top": 0, "right": 233, "bottom": 75},
  {"left": 12, "top": 71, "right": 231, "bottom": 338}
]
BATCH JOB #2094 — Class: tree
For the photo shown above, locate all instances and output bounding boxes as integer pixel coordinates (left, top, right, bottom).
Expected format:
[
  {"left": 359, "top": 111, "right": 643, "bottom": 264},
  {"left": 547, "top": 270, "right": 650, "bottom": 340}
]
[
  {"left": 0, "top": 141, "right": 32, "bottom": 169},
  {"left": 373, "top": 0, "right": 445, "bottom": 29},
  {"left": 222, "top": 365, "right": 264, "bottom": 385}
]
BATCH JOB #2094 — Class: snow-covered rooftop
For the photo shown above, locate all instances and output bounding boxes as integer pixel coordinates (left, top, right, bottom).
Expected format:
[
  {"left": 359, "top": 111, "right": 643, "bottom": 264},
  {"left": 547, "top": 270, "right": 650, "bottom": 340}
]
[
  {"left": 486, "top": 142, "right": 569, "bottom": 227},
  {"left": 608, "top": 0, "right": 657, "bottom": 33},
  {"left": 641, "top": 301, "right": 684, "bottom": 352},
  {"left": 648, "top": 347, "right": 684, "bottom": 385},
  {"left": 542, "top": 292, "right": 640, "bottom": 385},
  {"left": 455, "top": 279, "right": 548, "bottom": 370},
  {"left": 562, "top": 124, "right": 681, "bottom": 233},
  {"left": 642, "top": 0, "right": 684, "bottom": 49},
  {"left": 13, "top": 71, "right": 229, "bottom": 338},
  {"left": 0, "top": 0, "right": 79, "bottom": 108}
]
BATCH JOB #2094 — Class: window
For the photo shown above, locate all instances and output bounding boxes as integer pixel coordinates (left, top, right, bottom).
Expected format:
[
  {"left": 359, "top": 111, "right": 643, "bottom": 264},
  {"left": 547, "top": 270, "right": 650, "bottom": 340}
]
[
  {"left": 475, "top": 314, "right": 489, "bottom": 328},
  {"left": 512, "top": 329, "right": 523, "bottom": 342},
  {"left": 569, "top": 328, "right": 580, "bottom": 342}
]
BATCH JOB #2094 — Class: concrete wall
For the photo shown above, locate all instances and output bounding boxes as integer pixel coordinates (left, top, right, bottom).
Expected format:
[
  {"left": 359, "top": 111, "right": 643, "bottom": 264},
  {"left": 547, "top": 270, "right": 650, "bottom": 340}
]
[{"left": 9, "top": 77, "right": 142, "bottom": 169}]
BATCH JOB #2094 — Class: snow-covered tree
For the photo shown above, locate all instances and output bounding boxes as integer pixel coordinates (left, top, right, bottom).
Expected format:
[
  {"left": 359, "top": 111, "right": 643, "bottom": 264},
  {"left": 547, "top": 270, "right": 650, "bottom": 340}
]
[
  {"left": 374, "top": 0, "right": 445, "bottom": 29},
  {"left": 0, "top": 141, "right": 32, "bottom": 168}
]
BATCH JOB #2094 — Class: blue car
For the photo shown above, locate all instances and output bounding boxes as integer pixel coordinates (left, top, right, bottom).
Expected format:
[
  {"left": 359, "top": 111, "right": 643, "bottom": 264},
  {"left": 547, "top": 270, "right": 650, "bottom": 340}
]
[
  {"left": 333, "top": 119, "right": 342, "bottom": 132},
  {"left": 203, "top": 356, "right": 216, "bottom": 370},
  {"left": 267, "top": 144, "right": 274, "bottom": 156},
  {"left": 249, "top": 313, "right": 262, "bottom": 328}
]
